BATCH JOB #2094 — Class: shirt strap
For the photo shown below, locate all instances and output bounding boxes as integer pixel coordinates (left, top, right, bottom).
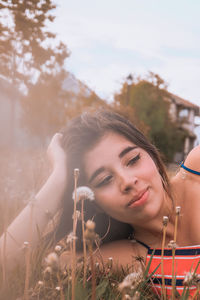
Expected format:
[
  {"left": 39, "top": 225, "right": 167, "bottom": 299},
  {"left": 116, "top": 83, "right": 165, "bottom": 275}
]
[{"left": 180, "top": 162, "right": 200, "bottom": 176}]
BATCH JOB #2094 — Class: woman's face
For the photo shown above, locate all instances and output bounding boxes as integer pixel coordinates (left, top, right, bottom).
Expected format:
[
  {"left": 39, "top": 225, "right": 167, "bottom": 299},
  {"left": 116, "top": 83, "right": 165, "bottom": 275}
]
[{"left": 84, "top": 132, "right": 166, "bottom": 227}]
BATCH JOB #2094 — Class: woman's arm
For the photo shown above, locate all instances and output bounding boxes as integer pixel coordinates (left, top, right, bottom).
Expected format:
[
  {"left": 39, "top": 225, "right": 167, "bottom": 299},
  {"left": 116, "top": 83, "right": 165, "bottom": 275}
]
[{"left": 0, "top": 133, "right": 67, "bottom": 270}]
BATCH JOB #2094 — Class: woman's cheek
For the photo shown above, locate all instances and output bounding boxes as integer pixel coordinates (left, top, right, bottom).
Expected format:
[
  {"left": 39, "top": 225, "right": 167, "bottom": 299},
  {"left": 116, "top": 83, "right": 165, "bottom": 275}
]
[{"left": 95, "top": 187, "right": 116, "bottom": 210}]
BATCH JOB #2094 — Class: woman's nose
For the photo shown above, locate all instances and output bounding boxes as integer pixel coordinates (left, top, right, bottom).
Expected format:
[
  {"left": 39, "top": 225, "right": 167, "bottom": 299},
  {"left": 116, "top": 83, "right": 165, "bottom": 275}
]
[{"left": 119, "top": 172, "right": 138, "bottom": 193}]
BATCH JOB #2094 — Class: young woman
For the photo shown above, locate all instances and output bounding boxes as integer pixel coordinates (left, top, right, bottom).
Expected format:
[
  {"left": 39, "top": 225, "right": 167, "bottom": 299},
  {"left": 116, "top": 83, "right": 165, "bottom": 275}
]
[{"left": 1, "top": 110, "right": 200, "bottom": 297}]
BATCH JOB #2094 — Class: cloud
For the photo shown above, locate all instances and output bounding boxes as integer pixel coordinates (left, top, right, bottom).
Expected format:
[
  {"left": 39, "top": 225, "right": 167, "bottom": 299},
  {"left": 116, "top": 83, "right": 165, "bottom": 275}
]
[{"left": 51, "top": 0, "right": 200, "bottom": 105}]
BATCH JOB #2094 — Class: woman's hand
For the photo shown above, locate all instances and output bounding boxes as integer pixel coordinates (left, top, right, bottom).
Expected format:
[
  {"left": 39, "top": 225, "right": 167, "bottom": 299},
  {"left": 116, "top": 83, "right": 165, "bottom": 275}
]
[{"left": 47, "top": 133, "right": 67, "bottom": 171}]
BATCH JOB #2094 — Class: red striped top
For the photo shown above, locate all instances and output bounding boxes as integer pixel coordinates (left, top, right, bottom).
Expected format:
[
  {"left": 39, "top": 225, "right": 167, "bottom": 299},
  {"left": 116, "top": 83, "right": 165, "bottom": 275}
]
[{"left": 146, "top": 245, "right": 200, "bottom": 297}]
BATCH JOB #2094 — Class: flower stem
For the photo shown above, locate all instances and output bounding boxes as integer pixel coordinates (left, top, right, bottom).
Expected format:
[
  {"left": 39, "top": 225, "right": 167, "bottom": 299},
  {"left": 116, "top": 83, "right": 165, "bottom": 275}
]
[
  {"left": 172, "top": 208, "right": 180, "bottom": 300},
  {"left": 161, "top": 225, "right": 167, "bottom": 300},
  {"left": 81, "top": 199, "right": 87, "bottom": 288},
  {"left": 71, "top": 169, "right": 79, "bottom": 300},
  {"left": 88, "top": 241, "right": 96, "bottom": 300}
]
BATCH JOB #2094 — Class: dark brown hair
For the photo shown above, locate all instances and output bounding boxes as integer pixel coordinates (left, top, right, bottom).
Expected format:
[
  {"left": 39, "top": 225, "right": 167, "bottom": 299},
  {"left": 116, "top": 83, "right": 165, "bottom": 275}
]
[{"left": 54, "top": 109, "right": 171, "bottom": 249}]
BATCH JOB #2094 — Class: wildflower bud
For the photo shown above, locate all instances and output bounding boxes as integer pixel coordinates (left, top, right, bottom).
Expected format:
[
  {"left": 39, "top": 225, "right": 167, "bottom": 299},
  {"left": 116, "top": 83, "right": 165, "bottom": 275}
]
[
  {"left": 55, "top": 245, "right": 62, "bottom": 253},
  {"left": 84, "top": 228, "right": 96, "bottom": 241},
  {"left": 124, "top": 295, "right": 131, "bottom": 300},
  {"left": 183, "top": 272, "right": 194, "bottom": 286},
  {"left": 162, "top": 216, "right": 169, "bottom": 226},
  {"left": 23, "top": 241, "right": 29, "bottom": 248},
  {"left": 74, "top": 168, "right": 80, "bottom": 178},
  {"left": 168, "top": 240, "right": 177, "bottom": 249},
  {"left": 175, "top": 206, "right": 181, "bottom": 215},
  {"left": 133, "top": 291, "right": 141, "bottom": 300},
  {"left": 43, "top": 266, "right": 52, "bottom": 280},
  {"left": 86, "top": 220, "right": 96, "bottom": 231},
  {"left": 108, "top": 257, "right": 113, "bottom": 268},
  {"left": 72, "top": 210, "right": 81, "bottom": 220},
  {"left": 45, "top": 209, "right": 52, "bottom": 219}
]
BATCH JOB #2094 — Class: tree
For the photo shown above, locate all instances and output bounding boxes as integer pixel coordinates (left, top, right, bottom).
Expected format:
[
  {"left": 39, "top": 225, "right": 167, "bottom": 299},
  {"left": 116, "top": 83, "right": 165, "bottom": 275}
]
[
  {"left": 0, "top": 0, "right": 69, "bottom": 144},
  {"left": 113, "top": 73, "right": 186, "bottom": 162}
]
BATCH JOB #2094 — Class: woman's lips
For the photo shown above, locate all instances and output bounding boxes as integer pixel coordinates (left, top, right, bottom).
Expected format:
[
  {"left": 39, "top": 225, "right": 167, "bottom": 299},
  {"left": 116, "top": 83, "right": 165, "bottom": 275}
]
[{"left": 127, "top": 188, "right": 149, "bottom": 208}]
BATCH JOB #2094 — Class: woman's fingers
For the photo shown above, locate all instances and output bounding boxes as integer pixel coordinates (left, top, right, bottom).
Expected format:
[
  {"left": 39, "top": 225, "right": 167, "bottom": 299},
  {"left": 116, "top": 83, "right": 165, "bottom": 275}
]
[{"left": 47, "top": 133, "right": 67, "bottom": 169}]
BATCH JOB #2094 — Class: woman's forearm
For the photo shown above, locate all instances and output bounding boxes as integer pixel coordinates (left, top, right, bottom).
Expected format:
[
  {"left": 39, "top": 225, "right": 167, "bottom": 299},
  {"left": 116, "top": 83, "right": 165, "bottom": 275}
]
[{"left": 0, "top": 167, "right": 67, "bottom": 270}]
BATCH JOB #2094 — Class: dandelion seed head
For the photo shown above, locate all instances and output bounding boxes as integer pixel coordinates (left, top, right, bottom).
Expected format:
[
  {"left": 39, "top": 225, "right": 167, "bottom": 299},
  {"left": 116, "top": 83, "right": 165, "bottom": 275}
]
[
  {"left": 66, "top": 232, "right": 77, "bottom": 244},
  {"left": 118, "top": 272, "right": 143, "bottom": 292},
  {"left": 183, "top": 271, "right": 200, "bottom": 286},
  {"left": 55, "top": 245, "right": 62, "bottom": 253},
  {"left": 45, "top": 252, "right": 59, "bottom": 268},
  {"left": 72, "top": 186, "right": 95, "bottom": 202},
  {"left": 168, "top": 240, "right": 177, "bottom": 249}
]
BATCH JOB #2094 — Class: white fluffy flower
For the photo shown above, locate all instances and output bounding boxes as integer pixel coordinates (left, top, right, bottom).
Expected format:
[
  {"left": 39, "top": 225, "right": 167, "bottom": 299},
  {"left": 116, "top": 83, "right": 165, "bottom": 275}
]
[
  {"left": 72, "top": 186, "right": 95, "bottom": 202},
  {"left": 55, "top": 245, "right": 62, "bottom": 253},
  {"left": 45, "top": 252, "right": 59, "bottom": 268},
  {"left": 118, "top": 272, "right": 143, "bottom": 292},
  {"left": 66, "top": 232, "right": 77, "bottom": 244}
]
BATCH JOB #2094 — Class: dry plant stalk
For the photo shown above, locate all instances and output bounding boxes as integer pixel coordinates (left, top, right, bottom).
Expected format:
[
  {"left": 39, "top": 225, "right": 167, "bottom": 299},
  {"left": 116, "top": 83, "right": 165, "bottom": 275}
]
[
  {"left": 85, "top": 220, "right": 96, "bottom": 300},
  {"left": 81, "top": 199, "right": 87, "bottom": 287},
  {"left": 171, "top": 206, "right": 181, "bottom": 300},
  {"left": 71, "top": 168, "right": 79, "bottom": 300},
  {"left": 24, "top": 199, "right": 34, "bottom": 300},
  {"left": 1, "top": 204, "right": 8, "bottom": 287},
  {"left": 56, "top": 272, "right": 65, "bottom": 300},
  {"left": 192, "top": 286, "right": 199, "bottom": 299},
  {"left": 75, "top": 186, "right": 95, "bottom": 288},
  {"left": 88, "top": 242, "right": 96, "bottom": 300},
  {"left": 161, "top": 216, "right": 168, "bottom": 300}
]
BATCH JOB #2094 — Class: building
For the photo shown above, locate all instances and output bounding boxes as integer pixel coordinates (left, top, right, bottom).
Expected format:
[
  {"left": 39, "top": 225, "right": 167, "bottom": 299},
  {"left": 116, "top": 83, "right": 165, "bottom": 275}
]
[{"left": 168, "top": 93, "right": 200, "bottom": 162}]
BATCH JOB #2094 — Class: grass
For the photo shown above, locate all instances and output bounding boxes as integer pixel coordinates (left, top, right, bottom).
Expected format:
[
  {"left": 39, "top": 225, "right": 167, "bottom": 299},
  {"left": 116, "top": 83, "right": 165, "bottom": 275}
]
[{"left": 0, "top": 147, "right": 199, "bottom": 299}]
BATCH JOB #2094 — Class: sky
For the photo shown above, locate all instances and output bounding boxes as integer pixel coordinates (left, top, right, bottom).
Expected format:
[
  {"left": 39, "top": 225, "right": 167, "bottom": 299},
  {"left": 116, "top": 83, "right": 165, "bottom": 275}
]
[{"left": 50, "top": 0, "right": 200, "bottom": 106}]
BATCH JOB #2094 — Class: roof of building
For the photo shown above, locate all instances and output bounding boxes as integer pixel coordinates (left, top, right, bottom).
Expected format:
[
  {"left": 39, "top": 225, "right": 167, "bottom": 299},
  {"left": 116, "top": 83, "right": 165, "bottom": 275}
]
[{"left": 169, "top": 93, "right": 200, "bottom": 114}]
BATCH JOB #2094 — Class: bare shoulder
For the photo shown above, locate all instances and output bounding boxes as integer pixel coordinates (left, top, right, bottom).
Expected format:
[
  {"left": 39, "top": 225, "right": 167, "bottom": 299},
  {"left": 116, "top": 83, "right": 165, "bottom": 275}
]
[
  {"left": 94, "top": 239, "right": 147, "bottom": 271},
  {"left": 184, "top": 145, "right": 200, "bottom": 173}
]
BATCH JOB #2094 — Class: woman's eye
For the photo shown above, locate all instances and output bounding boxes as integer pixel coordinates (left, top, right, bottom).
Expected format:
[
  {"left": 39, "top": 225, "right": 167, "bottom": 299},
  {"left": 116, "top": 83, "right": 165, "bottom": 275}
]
[
  {"left": 127, "top": 154, "right": 140, "bottom": 166},
  {"left": 95, "top": 175, "right": 112, "bottom": 188}
]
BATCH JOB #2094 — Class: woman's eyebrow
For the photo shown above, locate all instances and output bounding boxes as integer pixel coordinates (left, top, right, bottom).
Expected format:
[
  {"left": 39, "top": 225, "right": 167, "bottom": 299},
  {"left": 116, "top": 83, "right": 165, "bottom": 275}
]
[
  {"left": 89, "top": 167, "right": 105, "bottom": 184},
  {"left": 119, "top": 146, "right": 138, "bottom": 158}
]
